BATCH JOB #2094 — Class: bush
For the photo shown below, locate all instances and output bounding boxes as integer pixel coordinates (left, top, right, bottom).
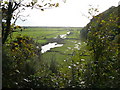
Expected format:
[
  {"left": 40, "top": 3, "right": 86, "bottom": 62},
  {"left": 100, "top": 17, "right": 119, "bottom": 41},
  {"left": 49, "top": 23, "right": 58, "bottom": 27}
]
[{"left": 2, "top": 35, "right": 42, "bottom": 88}]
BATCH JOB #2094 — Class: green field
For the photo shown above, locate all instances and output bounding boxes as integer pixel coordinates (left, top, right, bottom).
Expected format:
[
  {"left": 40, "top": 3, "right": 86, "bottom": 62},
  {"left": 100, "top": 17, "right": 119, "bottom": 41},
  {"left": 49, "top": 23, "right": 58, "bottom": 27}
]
[{"left": 13, "top": 27, "right": 83, "bottom": 64}]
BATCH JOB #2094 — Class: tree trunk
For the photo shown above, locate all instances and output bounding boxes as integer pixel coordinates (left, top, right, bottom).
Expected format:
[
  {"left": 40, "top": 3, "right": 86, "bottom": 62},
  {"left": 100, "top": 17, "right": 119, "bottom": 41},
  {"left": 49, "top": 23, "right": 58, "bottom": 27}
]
[{"left": 2, "top": 2, "right": 13, "bottom": 44}]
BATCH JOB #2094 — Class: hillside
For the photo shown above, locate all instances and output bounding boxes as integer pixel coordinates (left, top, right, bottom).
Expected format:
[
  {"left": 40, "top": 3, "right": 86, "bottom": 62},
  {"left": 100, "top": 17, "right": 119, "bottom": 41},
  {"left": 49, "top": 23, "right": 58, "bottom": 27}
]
[
  {"left": 80, "top": 5, "right": 120, "bottom": 41},
  {"left": 79, "top": 5, "right": 120, "bottom": 88}
]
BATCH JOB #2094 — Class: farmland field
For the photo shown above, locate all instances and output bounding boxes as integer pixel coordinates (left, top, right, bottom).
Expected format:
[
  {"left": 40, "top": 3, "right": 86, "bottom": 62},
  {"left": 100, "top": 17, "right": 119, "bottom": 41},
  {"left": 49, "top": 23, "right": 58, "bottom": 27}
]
[{"left": 12, "top": 27, "right": 83, "bottom": 64}]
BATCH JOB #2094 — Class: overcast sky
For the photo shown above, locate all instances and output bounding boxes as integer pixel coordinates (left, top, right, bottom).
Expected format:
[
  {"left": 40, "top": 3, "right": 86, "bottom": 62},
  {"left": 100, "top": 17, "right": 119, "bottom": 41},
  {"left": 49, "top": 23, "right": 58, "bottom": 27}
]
[{"left": 15, "top": 0, "right": 120, "bottom": 27}]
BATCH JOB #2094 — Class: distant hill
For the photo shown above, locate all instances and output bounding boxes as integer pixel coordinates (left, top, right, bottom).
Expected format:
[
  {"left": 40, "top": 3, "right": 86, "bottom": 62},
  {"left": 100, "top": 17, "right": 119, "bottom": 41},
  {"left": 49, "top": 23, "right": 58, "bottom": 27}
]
[{"left": 80, "top": 5, "right": 120, "bottom": 41}]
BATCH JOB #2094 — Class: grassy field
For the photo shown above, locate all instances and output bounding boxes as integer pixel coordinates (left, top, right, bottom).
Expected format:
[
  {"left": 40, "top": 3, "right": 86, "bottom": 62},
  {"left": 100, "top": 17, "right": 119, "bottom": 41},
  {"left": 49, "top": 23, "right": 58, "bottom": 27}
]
[
  {"left": 13, "top": 27, "right": 83, "bottom": 64},
  {"left": 13, "top": 27, "right": 69, "bottom": 44}
]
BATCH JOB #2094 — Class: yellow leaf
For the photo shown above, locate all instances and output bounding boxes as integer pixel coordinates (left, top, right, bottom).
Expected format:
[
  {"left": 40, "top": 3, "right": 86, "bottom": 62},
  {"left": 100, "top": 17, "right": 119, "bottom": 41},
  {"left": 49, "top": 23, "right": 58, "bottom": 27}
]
[
  {"left": 101, "top": 20, "right": 105, "bottom": 23},
  {"left": 15, "top": 47, "right": 19, "bottom": 50},
  {"left": 14, "top": 43, "right": 18, "bottom": 46},
  {"left": 55, "top": 3, "right": 59, "bottom": 7}
]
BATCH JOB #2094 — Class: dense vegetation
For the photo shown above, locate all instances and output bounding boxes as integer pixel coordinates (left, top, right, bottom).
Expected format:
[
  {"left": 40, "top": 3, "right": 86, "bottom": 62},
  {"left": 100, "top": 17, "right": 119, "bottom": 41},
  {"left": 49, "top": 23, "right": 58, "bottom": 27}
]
[
  {"left": 80, "top": 5, "right": 120, "bottom": 88},
  {"left": 2, "top": 1, "right": 120, "bottom": 89}
]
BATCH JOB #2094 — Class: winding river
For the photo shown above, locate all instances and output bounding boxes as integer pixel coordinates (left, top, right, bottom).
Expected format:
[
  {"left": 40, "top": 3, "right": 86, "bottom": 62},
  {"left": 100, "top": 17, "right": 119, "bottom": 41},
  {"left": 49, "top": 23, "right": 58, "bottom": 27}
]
[{"left": 41, "top": 31, "right": 70, "bottom": 53}]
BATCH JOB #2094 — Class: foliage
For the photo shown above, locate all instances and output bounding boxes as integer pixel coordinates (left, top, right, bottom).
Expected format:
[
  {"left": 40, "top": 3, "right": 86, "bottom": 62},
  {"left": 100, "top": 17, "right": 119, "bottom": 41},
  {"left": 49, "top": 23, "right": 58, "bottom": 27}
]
[
  {"left": 2, "top": 35, "right": 42, "bottom": 88},
  {"left": 79, "top": 5, "right": 120, "bottom": 88}
]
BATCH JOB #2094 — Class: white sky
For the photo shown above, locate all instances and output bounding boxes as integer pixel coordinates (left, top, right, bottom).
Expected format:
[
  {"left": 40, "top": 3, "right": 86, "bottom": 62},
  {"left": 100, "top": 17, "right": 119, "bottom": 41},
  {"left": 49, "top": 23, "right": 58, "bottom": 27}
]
[{"left": 15, "top": 0, "right": 120, "bottom": 27}]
